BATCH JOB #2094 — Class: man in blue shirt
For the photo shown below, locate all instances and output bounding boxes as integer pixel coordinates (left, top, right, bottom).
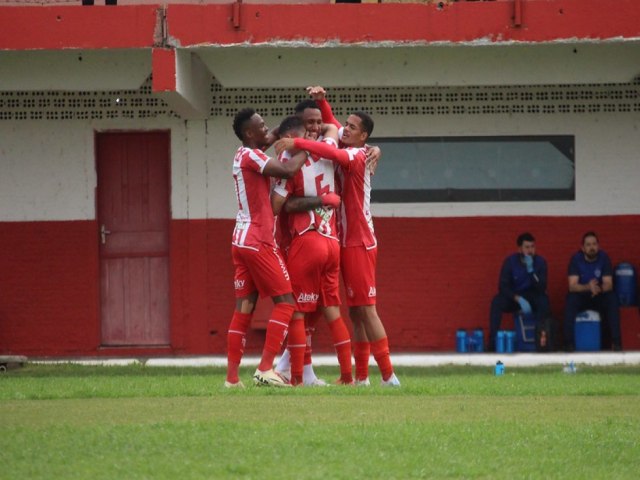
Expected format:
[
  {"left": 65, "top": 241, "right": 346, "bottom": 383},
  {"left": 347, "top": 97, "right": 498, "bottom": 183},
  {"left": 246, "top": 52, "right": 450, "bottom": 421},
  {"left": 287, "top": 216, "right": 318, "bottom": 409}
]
[
  {"left": 488, "top": 232, "right": 551, "bottom": 351},
  {"left": 563, "top": 231, "right": 621, "bottom": 351}
]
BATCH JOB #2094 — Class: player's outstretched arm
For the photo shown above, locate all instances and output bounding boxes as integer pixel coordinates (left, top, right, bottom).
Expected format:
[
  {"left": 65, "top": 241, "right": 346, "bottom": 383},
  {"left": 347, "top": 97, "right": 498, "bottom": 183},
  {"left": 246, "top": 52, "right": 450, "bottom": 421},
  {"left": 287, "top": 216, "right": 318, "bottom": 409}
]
[
  {"left": 262, "top": 150, "right": 307, "bottom": 179},
  {"left": 273, "top": 138, "right": 350, "bottom": 169}
]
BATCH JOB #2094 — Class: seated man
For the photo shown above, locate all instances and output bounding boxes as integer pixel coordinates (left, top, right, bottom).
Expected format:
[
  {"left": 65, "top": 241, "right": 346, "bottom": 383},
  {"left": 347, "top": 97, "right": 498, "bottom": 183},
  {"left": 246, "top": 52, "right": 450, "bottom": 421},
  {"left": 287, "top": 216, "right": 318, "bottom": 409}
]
[
  {"left": 488, "top": 232, "right": 551, "bottom": 351},
  {"left": 563, "top": 231, "right": 622, "bottom": 351}
]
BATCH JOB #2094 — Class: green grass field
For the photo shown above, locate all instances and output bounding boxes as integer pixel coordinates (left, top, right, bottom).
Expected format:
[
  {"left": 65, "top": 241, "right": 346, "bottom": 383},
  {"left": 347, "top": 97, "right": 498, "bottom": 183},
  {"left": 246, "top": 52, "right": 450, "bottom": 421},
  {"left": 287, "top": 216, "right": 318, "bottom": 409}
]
[{"left": 1, "top": 364, "right": 639, "bottom": 479}]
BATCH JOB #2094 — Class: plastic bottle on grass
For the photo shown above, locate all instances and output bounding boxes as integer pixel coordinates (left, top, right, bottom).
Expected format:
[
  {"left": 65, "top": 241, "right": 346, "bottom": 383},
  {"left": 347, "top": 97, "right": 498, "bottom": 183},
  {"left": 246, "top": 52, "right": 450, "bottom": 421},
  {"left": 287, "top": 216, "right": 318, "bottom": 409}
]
[
  {"left": 562, "top": 361, "right": 577, "bottom": 374},
  {"left": 494, "top": 361, "right": 505, "bottom": 376}
]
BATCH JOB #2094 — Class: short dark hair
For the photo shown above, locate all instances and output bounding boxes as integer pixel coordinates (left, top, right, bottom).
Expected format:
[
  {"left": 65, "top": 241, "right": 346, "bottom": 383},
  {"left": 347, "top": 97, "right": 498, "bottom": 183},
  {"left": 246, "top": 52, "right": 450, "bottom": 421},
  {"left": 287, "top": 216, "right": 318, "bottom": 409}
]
[
  {"left": 278, "top": 115, "right": 305, "bottom": 137},
  {"left": 232, "top": 108, "right": 256, "bottom": 141},
  {"left": 582, "top": 231, "right": 598, "bottom": 244},
  {"left": 294, "top": 99, "right": 319, "bottom": 115},
  {"left": 353, "top": 111, "right": 374, "bottom": 137},
  {"left": 516, "top": 232, "right": 535, "bottom": 246}
]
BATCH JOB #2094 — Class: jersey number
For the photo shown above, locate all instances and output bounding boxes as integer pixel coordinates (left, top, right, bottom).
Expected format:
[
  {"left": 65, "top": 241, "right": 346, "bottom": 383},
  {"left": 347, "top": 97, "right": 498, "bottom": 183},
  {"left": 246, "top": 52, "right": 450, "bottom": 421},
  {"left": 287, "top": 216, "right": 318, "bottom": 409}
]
[{"left": 315, "top": 173, "right": 331, "bottom": 196}]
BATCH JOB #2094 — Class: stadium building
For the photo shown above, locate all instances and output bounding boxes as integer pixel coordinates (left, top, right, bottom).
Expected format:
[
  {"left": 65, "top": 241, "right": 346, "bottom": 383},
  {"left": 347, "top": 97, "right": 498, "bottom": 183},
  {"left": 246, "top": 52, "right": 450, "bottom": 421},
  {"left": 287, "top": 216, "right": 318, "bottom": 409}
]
[{"left": 1, "top": 0, "right": 639, "bottom": 357}]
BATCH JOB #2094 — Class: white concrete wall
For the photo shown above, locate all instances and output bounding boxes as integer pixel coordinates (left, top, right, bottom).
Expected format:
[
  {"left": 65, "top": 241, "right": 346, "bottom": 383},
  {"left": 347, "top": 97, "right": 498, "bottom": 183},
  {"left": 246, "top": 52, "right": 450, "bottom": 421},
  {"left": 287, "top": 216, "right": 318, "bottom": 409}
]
[{"left": 1, "top": 85, "right": 639, "bottom": 221}]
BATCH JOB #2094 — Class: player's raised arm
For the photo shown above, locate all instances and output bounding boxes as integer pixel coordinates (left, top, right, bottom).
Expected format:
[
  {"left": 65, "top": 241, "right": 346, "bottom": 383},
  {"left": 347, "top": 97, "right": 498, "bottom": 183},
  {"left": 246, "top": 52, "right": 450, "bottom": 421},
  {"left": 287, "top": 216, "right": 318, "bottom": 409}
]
[{"left": 307, "top": 86, "right": 341, "bottom": 129}]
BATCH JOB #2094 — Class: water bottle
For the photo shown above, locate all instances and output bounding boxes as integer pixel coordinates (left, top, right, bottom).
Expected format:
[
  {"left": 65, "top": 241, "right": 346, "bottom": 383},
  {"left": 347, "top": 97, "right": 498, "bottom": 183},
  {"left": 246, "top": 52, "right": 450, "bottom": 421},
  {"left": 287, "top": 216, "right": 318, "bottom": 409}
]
[
  {"left": 562, "top": 361, "right": 577, "bottom": 374},
  {"left": 466, "top": 334, "right": 476, "bottom": 353},
  {"left": 496, "top": 331, "right": 506, "bottom": 353},
  {"left": 473, "top": 329, "right": 484, "bottom": 353},
  {"left": 456, "top": 329, "right": 468, "bottom": 353},
  {"left": 505, "top": 330, "right": 515, "bottom": 353},
  {"left": 495, "top": 360, "right": 505, "bottom": 376}
]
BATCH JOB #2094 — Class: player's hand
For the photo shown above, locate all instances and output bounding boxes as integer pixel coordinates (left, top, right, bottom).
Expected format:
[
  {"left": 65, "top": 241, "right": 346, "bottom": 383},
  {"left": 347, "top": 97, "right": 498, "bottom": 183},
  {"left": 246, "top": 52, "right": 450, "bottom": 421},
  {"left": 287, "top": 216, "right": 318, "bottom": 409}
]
[
  {"left": 366, "top": 146, "right": 382, "bottom": 175},
  {"left": 274, "top": 138, "right": 295, "bottom": 156},
  {"left": 306, "top": 86, "right": 326, "bottom": 101},
  {"left": 320, "top": 192, "right": 341, "bottom": 208}
]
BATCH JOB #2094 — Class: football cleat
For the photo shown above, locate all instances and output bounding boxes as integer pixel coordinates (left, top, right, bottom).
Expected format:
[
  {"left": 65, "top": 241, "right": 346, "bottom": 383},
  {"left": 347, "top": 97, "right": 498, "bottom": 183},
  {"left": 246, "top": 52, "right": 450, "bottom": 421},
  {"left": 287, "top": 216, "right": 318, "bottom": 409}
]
[
  {"left": 354, "top": 377, "right": 371, "bottom": 387},
  {"left": 224, "top": 380, "right": 245, "bottom": 389},
  {"left": 253, "top": 368, "right": 292, "bottom": 387},
  {"left": 381, "top": 373, "right": 401, "bottom": 387},
  {"left": 275, "top": 368, "right": 291, "bottom": 384},
  {"left": 334, "top": 377, "right": 355, "bottom": 386},
  {"left": 304, "top": 377, "right": 329, "bottom": 387}
]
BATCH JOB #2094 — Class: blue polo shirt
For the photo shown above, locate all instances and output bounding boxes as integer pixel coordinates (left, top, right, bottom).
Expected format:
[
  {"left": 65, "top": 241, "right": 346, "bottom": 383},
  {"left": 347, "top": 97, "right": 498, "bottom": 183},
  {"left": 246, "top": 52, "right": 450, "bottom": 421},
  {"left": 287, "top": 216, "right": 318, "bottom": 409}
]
[{"left": 568, "top": 250, "right": 613, "bottom": 285}]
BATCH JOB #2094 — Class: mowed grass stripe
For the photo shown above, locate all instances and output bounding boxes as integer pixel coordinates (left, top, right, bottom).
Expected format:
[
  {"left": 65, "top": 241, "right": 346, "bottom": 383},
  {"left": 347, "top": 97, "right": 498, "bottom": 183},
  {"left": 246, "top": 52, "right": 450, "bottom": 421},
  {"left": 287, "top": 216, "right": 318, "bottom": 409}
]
[
  {"left": 1, "top": 395, "right": 638, "bottom": 428},
  {"left": 1, "top": 399, "right": 639, "bottom": 479}
]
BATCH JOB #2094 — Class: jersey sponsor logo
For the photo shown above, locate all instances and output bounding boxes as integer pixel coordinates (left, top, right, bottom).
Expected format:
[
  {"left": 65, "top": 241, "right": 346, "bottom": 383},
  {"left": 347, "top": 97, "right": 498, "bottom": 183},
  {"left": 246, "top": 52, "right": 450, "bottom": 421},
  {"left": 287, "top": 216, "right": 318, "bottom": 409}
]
[
  {"left": 368, "top": 286, "right": 377, "bottom": 297},
  {"left": 234, "top": 279, "right": 245, "bottom": 290},
  {"left": 297, "top": 292, "right": 320, "bottom": 303}
]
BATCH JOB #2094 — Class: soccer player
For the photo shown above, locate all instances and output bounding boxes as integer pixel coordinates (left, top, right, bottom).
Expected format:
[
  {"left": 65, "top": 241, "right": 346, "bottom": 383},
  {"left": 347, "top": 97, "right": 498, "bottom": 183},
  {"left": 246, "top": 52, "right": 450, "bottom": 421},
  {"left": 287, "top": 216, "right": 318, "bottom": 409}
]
[
  {"left": 271, "top": 115, "right": 354, "bottom": 385},
  {"left": 226, "top": 108, "right": 309, "bottom": 389},
  {"left": 275, "top": 108, "right": 401, "bottom": 387}
]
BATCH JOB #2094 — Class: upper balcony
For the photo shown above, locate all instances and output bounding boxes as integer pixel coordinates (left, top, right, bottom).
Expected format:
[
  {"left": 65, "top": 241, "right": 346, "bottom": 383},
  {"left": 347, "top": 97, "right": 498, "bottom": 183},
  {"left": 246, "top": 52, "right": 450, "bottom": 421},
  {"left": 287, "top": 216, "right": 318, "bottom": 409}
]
[{"left": 1, "top": 0, "right": 639, "bottom": 117}]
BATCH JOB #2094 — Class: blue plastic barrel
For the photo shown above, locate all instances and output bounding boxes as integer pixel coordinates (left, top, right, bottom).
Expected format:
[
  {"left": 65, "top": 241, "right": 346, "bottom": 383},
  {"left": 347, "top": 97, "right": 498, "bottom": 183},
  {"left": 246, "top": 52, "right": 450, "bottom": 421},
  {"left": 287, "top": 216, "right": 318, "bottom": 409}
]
[
  {"left": 575, "top": 310, "right": 601, "bottom": 351},
  {"left": 456, "top": 329, "right": 468, "bottom": 353},
  {"left": 615, "top": 262, "right": 637, "bottom": 306}
]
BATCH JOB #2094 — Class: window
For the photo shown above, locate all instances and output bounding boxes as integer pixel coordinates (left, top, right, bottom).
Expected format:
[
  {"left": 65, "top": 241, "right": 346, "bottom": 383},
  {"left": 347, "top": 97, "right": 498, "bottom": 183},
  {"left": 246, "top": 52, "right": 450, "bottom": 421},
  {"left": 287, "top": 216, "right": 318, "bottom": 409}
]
[{"left": 370, "top": 135, "right": 575, "bottom": 202}]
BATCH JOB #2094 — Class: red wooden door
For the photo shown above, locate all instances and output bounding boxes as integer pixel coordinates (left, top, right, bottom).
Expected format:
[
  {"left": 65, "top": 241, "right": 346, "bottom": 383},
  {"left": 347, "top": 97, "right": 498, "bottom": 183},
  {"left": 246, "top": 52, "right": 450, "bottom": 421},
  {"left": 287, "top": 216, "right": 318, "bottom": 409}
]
[{"left": 96, "top": 131, "right": 171, "bottom": 346}]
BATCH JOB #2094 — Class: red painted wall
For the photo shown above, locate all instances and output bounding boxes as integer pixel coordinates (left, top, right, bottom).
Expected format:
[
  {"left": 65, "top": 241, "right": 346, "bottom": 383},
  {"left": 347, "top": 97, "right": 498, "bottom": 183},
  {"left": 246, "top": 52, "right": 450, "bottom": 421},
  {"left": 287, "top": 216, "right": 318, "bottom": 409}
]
[{"left": 1, "top": 215, "right": 638, "bottom": 356}]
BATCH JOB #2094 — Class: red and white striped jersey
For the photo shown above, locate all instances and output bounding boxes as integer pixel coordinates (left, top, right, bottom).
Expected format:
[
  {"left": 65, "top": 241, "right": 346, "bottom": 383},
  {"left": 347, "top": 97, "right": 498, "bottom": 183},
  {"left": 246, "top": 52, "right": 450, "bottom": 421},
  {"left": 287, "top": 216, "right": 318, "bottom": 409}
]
[
  {"left": 336, "top": 146, "right": 377, "bottom": 249},
  {"left": 273, "top": 138, "right": 339, "bottom": 241},
  {"left": 231, "top": 146, "right": 276, "bottom": 250}
]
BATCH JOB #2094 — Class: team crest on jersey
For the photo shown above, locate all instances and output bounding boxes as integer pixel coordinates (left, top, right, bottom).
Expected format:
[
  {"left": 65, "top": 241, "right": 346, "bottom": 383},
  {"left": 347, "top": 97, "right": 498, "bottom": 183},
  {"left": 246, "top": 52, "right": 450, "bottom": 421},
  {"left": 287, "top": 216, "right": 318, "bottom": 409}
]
[
  {"left": 297, "top": 292, "right": 320, "bottom": 303},
  {"left": 368, "top": 286, "right": 377, "bottom": 297},
  {"left": 594, "top": 268, "right": 602, "bottom": 278}
]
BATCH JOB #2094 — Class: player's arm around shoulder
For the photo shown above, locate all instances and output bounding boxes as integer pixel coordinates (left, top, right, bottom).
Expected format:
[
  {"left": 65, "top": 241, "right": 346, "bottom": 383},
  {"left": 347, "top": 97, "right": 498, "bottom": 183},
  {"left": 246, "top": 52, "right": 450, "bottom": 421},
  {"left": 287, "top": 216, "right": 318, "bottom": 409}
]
[{"left": 262, "top": 150, "right": 307, "bottom": 179}]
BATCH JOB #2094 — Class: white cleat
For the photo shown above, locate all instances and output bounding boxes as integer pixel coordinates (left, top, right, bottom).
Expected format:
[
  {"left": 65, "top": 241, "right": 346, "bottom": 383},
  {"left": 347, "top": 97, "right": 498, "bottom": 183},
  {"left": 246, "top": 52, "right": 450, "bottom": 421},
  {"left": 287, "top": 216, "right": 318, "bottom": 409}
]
[
  {"left": 381, "top": 373, "right": 401, "bottom": 387},
  {"left": 275, "top": 368, "right": 291, "bottom": 384},
  {"left": 224, "top": 380, "right": 245, "bottom": 389},
  {"left": 253, "top": 369, "right": 292, "bottom": 387},
  {"left": 304, "top": 377, "right": 329, "bottom": 387},
  {"left": 354, "top": 377, "right": 371, "bottom": 386}
]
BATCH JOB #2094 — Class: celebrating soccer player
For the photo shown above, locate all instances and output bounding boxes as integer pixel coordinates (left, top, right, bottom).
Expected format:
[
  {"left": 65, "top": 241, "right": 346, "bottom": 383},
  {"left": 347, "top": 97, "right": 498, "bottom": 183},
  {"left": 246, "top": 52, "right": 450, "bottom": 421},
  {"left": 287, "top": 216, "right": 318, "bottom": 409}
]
[
  {"left": 275, "top": 96, "right": 400, "bottom": 387},
  {"left": 225, "top": 108, "right": 309, "bottom": 388}
]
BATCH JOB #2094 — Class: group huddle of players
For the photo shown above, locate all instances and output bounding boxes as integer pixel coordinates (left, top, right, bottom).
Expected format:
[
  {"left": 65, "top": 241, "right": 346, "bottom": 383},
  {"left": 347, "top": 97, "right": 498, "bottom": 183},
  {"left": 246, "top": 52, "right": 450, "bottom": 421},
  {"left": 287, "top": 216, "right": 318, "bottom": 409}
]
[{"left": 225, "top": 86, "right": 400, "bottom": 389}]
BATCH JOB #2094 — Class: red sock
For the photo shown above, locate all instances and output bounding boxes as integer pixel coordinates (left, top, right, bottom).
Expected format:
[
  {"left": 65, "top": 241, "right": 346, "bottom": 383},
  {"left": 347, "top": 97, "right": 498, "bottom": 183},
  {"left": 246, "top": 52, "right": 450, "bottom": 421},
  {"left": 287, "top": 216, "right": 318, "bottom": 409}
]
[
  {"left": 353, "top": 341, "right": 371, "bottom": 381},
  {"left": 288, "top": 317, "right": 306, "bottom": 385},
  {"left": 371, "top": 337, "right": 393, "bottom": 381},
  {"left": 328, "top": 317, "right": 352, "bottom": 383},
  {"left": 259, "top": 303, "right": 294, "bottom": 372},
  {"left": 226, "top": 311, "right": 252, "bottom": 383},
  {"left": 304, "top": 310, "right": 321, "bottom": 367}
]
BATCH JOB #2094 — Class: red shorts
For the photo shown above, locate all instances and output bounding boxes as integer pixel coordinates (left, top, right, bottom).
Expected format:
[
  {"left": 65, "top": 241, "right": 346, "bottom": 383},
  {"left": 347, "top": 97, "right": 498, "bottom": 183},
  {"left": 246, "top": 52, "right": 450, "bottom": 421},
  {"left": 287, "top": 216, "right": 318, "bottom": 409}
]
[
  {"left": 341, "top": 245, "right": 377, "bottom": 307},
  {"left": 287, "top": 231, "right": 341, "bottom": 312},
  {"left": 232, "top": 243, "right": 292, "bottom": 299}
]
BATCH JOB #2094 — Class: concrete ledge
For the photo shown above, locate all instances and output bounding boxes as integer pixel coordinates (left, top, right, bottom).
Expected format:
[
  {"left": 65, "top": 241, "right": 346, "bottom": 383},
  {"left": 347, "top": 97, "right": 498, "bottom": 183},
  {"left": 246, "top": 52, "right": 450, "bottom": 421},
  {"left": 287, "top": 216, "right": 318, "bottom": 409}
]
[{"left": 27, "top": 352, "right": 640, "bottom": 368}]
